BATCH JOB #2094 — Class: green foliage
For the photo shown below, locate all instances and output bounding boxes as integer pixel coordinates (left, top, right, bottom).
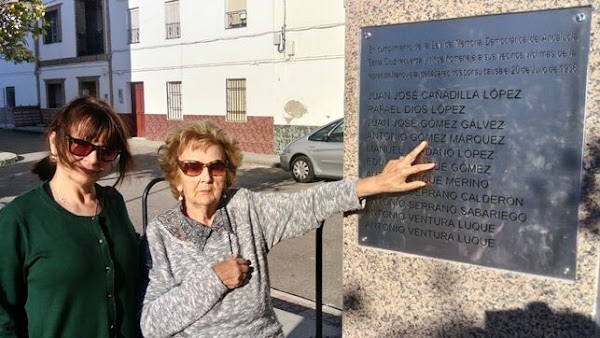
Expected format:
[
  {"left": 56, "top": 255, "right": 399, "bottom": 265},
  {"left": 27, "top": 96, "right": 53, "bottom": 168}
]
[{"left": 0, "top": 0, "right": 45, "bottom": 63}]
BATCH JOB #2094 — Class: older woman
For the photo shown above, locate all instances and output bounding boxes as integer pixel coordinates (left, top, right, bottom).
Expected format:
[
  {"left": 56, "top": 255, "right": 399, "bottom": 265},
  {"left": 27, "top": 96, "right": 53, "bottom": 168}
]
[
  {"left": 140, "top": 120, "right": 434, "bottom": 337},
  {"left": 0, "top": 96, "right": 141, "bottom": 337}
]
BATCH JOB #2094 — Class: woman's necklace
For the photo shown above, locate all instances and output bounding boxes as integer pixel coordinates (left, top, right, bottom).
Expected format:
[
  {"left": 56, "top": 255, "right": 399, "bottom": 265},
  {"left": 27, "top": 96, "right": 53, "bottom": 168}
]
[{"left": 56, "top": 195, "right": 100, "bottom": 220}]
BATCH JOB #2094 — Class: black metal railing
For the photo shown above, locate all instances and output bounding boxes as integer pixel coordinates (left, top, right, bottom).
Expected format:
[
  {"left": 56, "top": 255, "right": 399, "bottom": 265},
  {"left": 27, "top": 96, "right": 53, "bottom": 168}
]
[
  {"left": 166, "top": 82, "right": 182, "bottom": 120},
  {"left": 77, "top": 30, "right": 104, "bottom": 56},
  {"left": 142, "top": 177, "right": 165, "bottom": 234},
  {"left": 226, "top": 9, "right": 247, "bottom": 28},
  {"left": 166, "top": 22, "right": 181, "bottom": 39},
  {"left": 226, "top": 79, "right": 246, "bottom": 122},
  {"left": 128, "top": 28, "right": 140, "bottom": 44}
]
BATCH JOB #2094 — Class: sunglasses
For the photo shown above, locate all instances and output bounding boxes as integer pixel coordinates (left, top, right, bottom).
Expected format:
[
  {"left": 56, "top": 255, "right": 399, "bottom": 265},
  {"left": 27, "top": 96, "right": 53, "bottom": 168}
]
[
  {"left": 66, "top": 135, "right": 121, "bottom": 162},
  {"left": 176, "top": 160, "right": 227, "bottom": 177}
]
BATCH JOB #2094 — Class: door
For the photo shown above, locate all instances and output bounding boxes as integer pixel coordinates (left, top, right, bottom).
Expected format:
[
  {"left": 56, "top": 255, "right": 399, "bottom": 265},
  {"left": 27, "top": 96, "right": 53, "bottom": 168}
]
[
  {"left": 3, "top": 87, "right": 15, "bottom": 127},
  {"left": 313, "top": 120, "right": 344, "bottom": 177},
  {"left": 5, "top": 87, "right": 15, "bottom": 108},
  {"left": 130, "top": 82, "right": 145, "bottom": 137}
]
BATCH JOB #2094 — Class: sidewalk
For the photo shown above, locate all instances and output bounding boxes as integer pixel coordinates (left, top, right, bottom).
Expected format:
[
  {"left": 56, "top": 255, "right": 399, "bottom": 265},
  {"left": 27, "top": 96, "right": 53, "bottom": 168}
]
[
  {"left": 0, "top": 130, "right": 282, "bottom": 169},
  {"left": 128, "top": 137, "right": 281, "bottom": 169},
  {"left": 1, "top": 127, "right": 342, "bottom": 338}
]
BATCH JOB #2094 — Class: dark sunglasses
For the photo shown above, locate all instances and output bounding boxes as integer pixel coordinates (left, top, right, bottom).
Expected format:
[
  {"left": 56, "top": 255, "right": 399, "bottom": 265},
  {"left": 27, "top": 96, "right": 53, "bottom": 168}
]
[
  {"left": 176, "top": 160, "right": 227, "bottom": 177},
  {"left": 65, "top": 135, "right": 121, "bottom": 162}
]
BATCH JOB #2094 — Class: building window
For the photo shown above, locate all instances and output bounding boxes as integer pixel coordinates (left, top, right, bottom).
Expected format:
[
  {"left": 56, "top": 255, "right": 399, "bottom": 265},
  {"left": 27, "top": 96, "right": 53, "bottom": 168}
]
[
  {"left": 225, "top": 0, "right": 247, "bottom": 29},
  {"left": 78, "top": 76, "right": 100, "bottom": 98},
  {"left": 226, "top": 79, "right": 246, "bottom": 122},
  {"left": 166, "top": 81, "right": 182, "bottom": 120},
  {"left": 128, "top": 8, "right": 140, "bottom": 44},
  {"left": 45, "top": 80, "right": 66, "bottom": 108},
  {"left": 165, "top": 1, "right": 180, "bottom": 39},
  {"left": 75, "top": 0, "right": 104, "bottom": 56},
  {"left": 44, "top": 6, "right": 62, "bottom": 44},
  {"left": 5, "top": 87, "right": 15, "bottom": 108}
]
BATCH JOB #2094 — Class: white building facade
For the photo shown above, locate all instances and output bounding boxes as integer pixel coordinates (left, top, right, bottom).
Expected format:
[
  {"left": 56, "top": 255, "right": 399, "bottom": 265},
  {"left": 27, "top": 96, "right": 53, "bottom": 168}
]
[{"left": 0, "top": 0, "right": 346, "bottom": 154}]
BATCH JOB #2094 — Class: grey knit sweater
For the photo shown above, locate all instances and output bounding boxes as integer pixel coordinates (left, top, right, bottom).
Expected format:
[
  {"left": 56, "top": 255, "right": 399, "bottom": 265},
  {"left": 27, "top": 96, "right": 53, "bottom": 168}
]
[{"left": 140, "top": 179, "right": 363, "bottom": 337}]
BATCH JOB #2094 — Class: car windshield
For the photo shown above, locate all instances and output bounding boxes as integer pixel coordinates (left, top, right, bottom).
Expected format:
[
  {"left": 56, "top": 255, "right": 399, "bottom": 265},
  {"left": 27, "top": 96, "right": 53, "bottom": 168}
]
[
  {"left": 308, "top": 120, "right": 343, "bottom": 142},
  {"left": 328, "top": 123, "right": 344, "bottom": 142}
]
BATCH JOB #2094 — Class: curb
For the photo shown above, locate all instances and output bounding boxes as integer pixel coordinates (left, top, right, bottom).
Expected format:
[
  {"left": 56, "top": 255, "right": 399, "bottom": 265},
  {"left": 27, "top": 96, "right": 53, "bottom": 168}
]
[
  {"left": 0, "top": 141, "right": 280, "bottom": 170},
  {"left": 241, "top": 152, "right": 280, "bottom": 168},
  {"left": 271, "top": 288, "right": 342, "bottom": 317},
  {"left": 271, "top": 289, "right": 342, "bottom": 330},
  {"left": 128, "top": 137, "right": 280, "bottom": 168},
  {"left": 4, "top": 128, "right": 282, "bottom": 168}
]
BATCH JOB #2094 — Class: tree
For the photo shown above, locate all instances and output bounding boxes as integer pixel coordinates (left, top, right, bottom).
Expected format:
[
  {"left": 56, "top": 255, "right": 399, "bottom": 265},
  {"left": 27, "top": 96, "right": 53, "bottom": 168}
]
[{"left": 0, "top": 0, "right": 45, "bottom": 63}]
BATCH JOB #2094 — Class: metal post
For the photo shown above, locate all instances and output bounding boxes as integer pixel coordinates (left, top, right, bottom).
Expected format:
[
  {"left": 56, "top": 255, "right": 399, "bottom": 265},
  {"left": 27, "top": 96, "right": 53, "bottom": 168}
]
[
  {"left": 316, "top": 220, "right": 324, "bottom": 338},
  {"left": 142, "top": 177, "right": 165, "bottom": 235},
  {"left": 2, "top": 87, "right": 7, "bottom": 128}
]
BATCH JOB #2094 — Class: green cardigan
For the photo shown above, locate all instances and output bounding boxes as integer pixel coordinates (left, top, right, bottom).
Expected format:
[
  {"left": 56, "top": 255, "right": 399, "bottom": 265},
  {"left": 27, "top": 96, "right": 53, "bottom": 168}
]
[{"left": 0, "top": 183, "right": 141, "bottom": 338}]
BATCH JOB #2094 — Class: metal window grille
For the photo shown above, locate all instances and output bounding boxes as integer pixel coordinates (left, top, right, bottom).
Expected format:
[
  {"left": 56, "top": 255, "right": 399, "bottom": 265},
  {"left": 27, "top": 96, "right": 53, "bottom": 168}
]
[
  {"left": 128, "top": 8, "right": 140, "bottom": 44},
  {"left": 129, "top": 28, "right": 140, "bottom": 44},
  {"left": 226, "top": 10, "right": 247, "bottom": 28},
  {"left": 166, "top": 82, "right": 182, "bottom": 120},
  {"left": 166, "top": 22, "right": 180, "bottom": 39},
  {"left": 165, "top": 1, "right": 181, "bottom": 39},
  {"left": 226, "top": 79, "right": 246, "bottom": 122},
  {"left": 44, "top": 9, "right": 61, "bottom": 44}
]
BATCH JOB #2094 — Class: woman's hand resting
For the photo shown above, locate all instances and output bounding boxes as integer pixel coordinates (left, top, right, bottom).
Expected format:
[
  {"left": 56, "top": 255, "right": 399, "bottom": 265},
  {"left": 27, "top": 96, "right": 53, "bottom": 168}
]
[{"left": 213, "top": 255, "right": 251, "bottom": 289}]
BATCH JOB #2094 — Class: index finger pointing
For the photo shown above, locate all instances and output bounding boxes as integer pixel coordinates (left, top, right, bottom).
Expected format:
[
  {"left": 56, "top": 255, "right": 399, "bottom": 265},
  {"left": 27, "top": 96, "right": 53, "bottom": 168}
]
[{"left": 402, "top": 141, "right": 428, "bottom": 163}]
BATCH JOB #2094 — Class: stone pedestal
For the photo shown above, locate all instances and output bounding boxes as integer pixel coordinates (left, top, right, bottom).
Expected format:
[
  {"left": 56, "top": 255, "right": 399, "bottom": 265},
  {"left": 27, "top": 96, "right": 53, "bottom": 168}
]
[{"left": 343, "top": 1, "right": 600, "bottom": 336}]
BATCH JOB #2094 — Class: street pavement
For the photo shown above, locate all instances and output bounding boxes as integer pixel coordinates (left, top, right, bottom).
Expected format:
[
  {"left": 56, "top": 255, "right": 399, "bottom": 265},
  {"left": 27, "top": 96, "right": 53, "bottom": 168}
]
[{"left": 0, "top": 128, "right": 343, "bottom": 338}]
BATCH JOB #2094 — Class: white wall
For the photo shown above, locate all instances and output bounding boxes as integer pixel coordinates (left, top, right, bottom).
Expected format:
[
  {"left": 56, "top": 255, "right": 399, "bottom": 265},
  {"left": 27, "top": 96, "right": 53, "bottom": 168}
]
[
  {"left": 39, "top": 0, "right": 78, "bottom": 61},
  {"left": 110, "top": 0, "right": 345, "bottom": 126},
  {"left": 0, "top": 0, "right": 346, "bottom": 126},
  {"left": 271, "top": 0, "right": 346, "bottom": 126},
  {"left": 38, "top": 62, "right": 110, "bottom": 106},
  {"left": 0, "top": 65, "right": 37, "bottom": 108},
  {"left": 0, "top": 31, "right": 37, "bottom": 108}
]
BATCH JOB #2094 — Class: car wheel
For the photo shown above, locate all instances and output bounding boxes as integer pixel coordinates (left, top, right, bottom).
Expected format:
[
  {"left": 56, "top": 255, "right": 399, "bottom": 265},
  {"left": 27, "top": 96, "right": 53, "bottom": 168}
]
[{"left": 291, "top": 156, "right": 315, "bottom": 183}]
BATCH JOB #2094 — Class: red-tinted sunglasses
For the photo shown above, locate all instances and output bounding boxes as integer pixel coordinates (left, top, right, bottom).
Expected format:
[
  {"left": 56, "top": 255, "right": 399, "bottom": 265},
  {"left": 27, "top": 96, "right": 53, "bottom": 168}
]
[
  {"left": 66, "top": 135, "right": 121, "bottom": 162},
  {"left": 176, "top": 160, "right": 227, "bottom": 177}
]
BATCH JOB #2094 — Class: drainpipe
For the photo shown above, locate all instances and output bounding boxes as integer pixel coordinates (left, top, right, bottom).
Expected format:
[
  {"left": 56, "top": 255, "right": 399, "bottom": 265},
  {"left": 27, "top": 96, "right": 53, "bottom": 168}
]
[
  {"left": 103, "top": 0, "right": 114, "bottom": 105},
  {"left": 2, "top": 88, "right": 7, "bottom": 127},
  {"left": 277, "top": 0, "right": 286, "bottom": 54}
]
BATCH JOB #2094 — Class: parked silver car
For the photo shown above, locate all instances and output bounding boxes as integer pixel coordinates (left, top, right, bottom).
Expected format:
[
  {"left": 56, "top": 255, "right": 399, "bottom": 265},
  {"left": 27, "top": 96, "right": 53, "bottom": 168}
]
[{"left": 280, "top": 118, "right": 344, "bottom": 183}]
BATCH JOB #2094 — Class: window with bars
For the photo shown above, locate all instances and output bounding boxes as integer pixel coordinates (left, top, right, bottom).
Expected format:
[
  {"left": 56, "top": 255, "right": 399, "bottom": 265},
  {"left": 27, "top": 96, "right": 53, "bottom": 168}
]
[
  {"left": 166, "top": 81, "right": 182, "bottom": 120},
  {"left": 44, "top": 6, "right": 62, "bottom": 44},
  {"left": 225, "top": 0, "right": 247, "bottom": 29},
  {"left": 128, "top": 8, "right": 140, "bottom": 44},
  {"left": 165, "top": 0, "right": 181, "bottom": 39},
  {"left": 226, "top": 79, "right": 246, "bottom": 122}
]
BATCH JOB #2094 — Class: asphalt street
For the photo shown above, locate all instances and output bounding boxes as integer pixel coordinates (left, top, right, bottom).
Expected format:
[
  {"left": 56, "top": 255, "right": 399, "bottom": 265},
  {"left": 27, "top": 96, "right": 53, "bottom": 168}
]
[{"left": 0, "top": 129, "right": 344, "bottom": 312}]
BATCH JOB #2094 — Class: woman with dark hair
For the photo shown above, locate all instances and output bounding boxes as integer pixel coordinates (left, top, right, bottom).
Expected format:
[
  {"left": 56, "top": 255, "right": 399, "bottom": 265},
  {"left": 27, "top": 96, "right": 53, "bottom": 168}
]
[
  {"left": 140, "top": 120, "right": 434, "bottom": 337},
  {"left": 0, "top": 96, "right": 141, "bottom": 337}
]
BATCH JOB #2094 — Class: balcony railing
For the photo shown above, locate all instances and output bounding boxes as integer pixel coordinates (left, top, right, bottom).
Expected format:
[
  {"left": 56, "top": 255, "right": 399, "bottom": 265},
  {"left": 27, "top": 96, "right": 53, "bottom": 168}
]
[
  {"left": 77, "top": 30, "right": 104, "bottom": 56},
  {"left": 226, "top": 10, "right": 247, "bottom": 29},
  {"left": 166, "top": 22, "right": 180, "bottom": 39},
  {"left": 128, "top": 28, "right": 140, "bottom": 44}
]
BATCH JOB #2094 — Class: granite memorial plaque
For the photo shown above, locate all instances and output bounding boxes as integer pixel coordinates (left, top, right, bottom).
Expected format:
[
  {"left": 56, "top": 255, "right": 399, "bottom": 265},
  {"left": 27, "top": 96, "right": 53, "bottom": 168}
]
[{"left": 358, "top": 7, "right": 591, "bottom": 280}]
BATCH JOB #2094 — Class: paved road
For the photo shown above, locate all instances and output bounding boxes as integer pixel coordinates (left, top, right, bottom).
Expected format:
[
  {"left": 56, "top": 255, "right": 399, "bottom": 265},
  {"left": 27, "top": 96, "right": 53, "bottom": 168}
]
[{"left": 0, "top": 129, "right": 344, "bottom": 310}]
